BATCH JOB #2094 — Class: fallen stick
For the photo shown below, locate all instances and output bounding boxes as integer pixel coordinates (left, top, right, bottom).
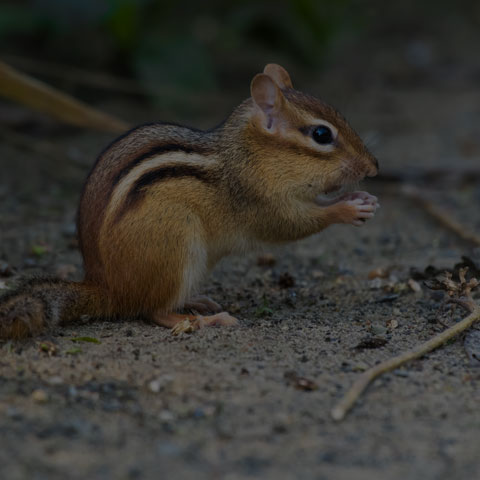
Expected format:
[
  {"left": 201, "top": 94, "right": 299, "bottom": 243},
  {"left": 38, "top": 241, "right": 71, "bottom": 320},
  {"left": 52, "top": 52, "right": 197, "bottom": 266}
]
[
  {"left": 0, "top": 60, "right": 130, "bottom": 134},
  {"left": 331, "top": 269, "right": 480, "bottom": 421}
]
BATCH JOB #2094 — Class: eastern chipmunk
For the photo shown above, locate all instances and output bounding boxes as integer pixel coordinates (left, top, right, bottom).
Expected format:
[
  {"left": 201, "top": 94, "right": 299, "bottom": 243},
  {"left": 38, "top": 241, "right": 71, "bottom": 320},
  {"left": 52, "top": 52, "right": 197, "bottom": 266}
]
[{"left": 0, "top": 64, "right": 379, "bottom": 338}]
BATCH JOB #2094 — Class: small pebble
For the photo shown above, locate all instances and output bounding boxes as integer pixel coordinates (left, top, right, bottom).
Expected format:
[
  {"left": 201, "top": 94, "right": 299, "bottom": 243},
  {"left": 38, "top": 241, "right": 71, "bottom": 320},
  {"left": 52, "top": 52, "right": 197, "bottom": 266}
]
[
  {"left": 148, "top": 375, "right": 174, "bottom": 393},
  {"left": 47, "top": 376, "right": 64, "bottom": 385},
  {"left": 31, "top": 389, "right": 49, "bottom": 403},
  {"left": 408, "top": 278, "right": 422, "bottom": 292},
  {"left": 370, "top": 324, "right": 388, "bottom": 336},
  {"left": 158, "top": 409, "right": 175, "bottom": 422}
]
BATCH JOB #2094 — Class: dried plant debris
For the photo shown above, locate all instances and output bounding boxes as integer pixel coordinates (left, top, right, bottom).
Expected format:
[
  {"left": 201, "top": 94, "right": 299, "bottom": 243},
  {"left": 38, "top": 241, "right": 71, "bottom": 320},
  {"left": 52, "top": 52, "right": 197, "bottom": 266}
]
[
  {"left": 332, "top": 267, "right": 480, "bottom": 421},
  {"left": 38, "top": 341, "right": 57, "bottom": 356},
  {"left": 368, "top": 265, "right": 423, "bottom": 296},
  {"left": 425, "top": 267, "right": 479, "bottom": 301},
  {"left": 354, "top": 337, "right": 388, "bottom": 350},
  {"left": 284, "top": 371, "right": 318, "bottom": 391},
  {"left": 411, "top": 256, "right": 480, "bottom": 281},
  {"left": 70, "top": 336, "right": 101, "bottom": 344}
]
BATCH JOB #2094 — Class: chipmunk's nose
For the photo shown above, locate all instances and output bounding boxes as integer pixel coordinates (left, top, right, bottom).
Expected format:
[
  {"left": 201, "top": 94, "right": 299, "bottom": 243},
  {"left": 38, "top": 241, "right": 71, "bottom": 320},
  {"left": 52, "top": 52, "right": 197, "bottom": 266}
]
[{"left": 366, "top": 157, "right": 379, "bottom": 177}]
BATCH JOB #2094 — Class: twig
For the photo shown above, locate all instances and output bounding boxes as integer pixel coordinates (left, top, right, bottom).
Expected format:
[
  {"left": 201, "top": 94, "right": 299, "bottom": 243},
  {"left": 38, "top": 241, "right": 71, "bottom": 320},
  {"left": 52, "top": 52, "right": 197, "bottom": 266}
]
[
  {"left": 0, "top": 60, "right": 130, "bottom": 134},
  {"left": 331, "top": 269, "right": 479, "bottom": 421},
  {"left": 331, "top": 301, "right": 480, "bottom": 421},
  {"left": 401, "top": 185, "right": 480, "bottom": 247},
  {"left": 4, "top": 54, "right": 146, "bottom": 96}
]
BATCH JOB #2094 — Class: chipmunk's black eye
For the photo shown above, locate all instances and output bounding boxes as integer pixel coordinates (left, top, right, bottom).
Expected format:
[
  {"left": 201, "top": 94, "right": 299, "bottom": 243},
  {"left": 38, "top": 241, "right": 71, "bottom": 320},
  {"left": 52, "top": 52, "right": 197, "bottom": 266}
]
[{"left": 312, "top": 125, "right": 333, "bottom": 145}]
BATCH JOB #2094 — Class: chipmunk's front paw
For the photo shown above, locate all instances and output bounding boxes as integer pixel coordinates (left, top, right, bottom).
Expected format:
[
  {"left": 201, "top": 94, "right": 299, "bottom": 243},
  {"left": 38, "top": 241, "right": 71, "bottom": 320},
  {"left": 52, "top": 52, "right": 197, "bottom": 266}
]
[
  {"left": 341, "top": 191, "right": 378, "bottom": 206},
  {"left": 342, "top": 192, "right": 379, "bottom": 226}
]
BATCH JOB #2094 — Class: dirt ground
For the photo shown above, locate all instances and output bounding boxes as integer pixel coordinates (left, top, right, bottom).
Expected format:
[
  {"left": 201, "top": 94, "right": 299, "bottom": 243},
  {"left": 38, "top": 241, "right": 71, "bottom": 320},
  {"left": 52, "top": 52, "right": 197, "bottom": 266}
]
[{"left": 1, "top": 39, "right": 480, "bottom": 480}]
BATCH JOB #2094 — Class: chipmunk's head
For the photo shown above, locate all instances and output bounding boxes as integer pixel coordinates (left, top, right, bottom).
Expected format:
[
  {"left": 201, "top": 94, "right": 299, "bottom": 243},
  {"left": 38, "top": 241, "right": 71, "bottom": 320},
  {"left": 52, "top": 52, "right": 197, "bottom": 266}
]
[{"left": 248, "top": 64, "right": 378, "bottom": 203}]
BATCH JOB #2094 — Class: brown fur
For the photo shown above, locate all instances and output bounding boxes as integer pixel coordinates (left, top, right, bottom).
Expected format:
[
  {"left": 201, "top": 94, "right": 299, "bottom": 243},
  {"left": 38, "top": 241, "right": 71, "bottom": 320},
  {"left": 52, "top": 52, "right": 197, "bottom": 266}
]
[
  {"left": 0, "top": 278, "right": 103, "bottom": 339},
  {"left": 0, "top": 64, "right": 379, "bottom": 338}
]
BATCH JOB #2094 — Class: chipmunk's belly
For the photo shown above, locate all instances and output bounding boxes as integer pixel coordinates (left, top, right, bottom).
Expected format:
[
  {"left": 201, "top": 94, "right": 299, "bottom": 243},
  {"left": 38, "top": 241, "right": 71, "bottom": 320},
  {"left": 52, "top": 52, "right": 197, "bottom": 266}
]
[{"left": 97, "top": 198, "right": 208, "bottom": 314}]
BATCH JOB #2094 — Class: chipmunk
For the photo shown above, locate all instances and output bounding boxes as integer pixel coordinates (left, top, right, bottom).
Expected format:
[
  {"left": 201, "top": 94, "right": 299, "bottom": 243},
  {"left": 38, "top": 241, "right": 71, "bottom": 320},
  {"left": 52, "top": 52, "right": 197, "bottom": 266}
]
[{"left": 0, "top": 64, "right": 379, "bottom": 339}]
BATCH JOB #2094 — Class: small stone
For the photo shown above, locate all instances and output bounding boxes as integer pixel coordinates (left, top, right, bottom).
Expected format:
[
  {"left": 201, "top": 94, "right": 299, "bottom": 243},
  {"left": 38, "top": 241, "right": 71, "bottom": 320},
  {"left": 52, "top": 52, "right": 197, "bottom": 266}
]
[
  {"left": 369, "top": 278, "right": 383, "bottom": 290},
  {"left": 158, "top": 409, "right": 175, "bottom": 422},
  {"left": 148, "top": 375, "right": 174, "bottom": 393},
  {"left": 352, "top": 362, "right": 369, "bottom": 372},
  {"left": 370, "top": 324, "right": 388, "bottom": 336},
  {"left": 408, "top": 278, "right": 422, "bottom": 292},
  {"left": 387, "top": 319, "right": 399, "bottom": 330},
  {"left": 368, "top": 267, "right": 388, "bottom": 279},
  {"left": 31, "top": 389, "right": 48, "bottom": 403},
  {"left": 311, "top": 270, "right": 324, "bottom": 280},
  {"left": 47, "top": 376, "right": 64, "bottom": 385},
  {"left": 376, "top": 294, "right": 399, "bottom": 303}
]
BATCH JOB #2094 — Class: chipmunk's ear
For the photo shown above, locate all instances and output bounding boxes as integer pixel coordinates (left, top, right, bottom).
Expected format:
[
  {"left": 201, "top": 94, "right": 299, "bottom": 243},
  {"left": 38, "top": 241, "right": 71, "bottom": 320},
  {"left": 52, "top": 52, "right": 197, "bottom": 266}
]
[
  {"left": 263, "top": 64, "right": 293, "bottom": 89},
  {"left": 250, "top": 73, "right": 285, "bottom": 132}
]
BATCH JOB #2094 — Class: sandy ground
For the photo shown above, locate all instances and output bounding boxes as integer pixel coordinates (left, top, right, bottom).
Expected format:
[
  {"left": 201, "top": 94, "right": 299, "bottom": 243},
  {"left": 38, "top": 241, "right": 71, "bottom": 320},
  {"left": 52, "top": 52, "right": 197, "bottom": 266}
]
[{"left": 1, "top": 59, "right": 480, "bottom": 479}]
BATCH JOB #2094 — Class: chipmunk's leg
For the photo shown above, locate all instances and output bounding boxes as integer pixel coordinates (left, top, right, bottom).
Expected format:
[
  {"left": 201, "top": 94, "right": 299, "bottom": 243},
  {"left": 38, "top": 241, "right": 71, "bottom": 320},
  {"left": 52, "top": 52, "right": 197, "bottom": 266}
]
[
  {"left": 184, "top": 295, "right": 222, "bottom": 314},
  {"left": 151, "top": 311, "right": 238, "bottom": 333}
]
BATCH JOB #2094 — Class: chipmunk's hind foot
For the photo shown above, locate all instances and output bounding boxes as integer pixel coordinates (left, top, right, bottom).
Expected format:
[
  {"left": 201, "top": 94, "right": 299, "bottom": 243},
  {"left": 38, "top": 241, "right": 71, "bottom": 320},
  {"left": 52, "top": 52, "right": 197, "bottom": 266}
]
[{"left": 151, "top": 311, "right": 238, "bottom": 335}]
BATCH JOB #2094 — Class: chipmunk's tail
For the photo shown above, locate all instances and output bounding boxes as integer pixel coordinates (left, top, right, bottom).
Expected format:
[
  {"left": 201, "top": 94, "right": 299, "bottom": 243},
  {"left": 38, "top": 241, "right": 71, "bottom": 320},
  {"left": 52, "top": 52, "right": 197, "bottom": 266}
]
[{"left": 0, "top": 277, "right": 105, "bottom": 339}]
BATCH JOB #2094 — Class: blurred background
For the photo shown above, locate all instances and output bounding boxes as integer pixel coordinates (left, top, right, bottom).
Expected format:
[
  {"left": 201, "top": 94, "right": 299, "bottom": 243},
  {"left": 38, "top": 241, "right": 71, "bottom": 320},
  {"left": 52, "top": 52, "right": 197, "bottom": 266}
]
[{"left": 2, "top": 0, "right": 480, "bottom": 116}]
